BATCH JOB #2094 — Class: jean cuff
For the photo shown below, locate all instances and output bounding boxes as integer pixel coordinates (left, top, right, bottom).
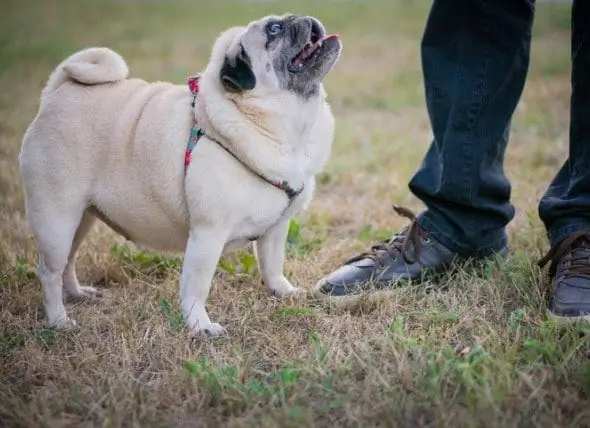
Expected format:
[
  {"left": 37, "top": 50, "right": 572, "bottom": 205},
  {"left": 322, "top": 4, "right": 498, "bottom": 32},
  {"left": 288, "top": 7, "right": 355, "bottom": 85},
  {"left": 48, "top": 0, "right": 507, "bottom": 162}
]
[
  {"left": 417, "top": 209, "right": 508, "bottom": 258},
  {"left": 547, "top": 218, "right": 590, "bottom": 246}
]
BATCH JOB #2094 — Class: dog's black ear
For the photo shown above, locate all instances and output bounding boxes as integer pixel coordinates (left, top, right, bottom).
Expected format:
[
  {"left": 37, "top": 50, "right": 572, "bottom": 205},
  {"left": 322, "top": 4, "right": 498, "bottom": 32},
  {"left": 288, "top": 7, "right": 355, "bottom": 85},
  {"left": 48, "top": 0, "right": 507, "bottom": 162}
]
[{"left": 220, "top": 46, "right": 256, "bottom": 92}]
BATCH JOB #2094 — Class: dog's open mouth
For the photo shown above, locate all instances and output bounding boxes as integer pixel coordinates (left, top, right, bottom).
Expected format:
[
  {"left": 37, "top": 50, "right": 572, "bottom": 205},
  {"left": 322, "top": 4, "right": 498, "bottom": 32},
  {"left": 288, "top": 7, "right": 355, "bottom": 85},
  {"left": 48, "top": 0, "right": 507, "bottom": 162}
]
[{"left": 289, "top": 32, "right": 340, "bottom": 72}]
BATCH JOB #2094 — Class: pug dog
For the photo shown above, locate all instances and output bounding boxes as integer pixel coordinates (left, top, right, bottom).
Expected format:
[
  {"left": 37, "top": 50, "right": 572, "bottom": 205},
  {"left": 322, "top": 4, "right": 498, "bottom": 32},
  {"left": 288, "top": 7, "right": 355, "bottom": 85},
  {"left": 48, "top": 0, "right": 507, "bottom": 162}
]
[{"left": 18, "top": 14, "right": 342, "bottom": 338}]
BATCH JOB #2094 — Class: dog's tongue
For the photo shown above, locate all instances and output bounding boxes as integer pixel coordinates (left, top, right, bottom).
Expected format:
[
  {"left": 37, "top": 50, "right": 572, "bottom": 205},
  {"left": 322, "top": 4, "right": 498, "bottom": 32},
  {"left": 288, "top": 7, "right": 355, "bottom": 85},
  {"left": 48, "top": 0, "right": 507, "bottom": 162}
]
[
  {"left": 322, "top": 34, "right": 340, "bottom": 42},
  {"left": 293, "top": 34, "right": 340, "bottom": 67},
  {"left": 304, "top": 35, "right": 339, "bottom": 58}
]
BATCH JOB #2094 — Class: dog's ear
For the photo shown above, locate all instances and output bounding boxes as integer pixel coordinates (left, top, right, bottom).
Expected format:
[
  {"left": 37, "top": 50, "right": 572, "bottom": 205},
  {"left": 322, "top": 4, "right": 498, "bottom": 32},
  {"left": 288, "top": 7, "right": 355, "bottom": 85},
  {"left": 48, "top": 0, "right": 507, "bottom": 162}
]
[{"left": 220, "top": 45, "right": 256, "bottom": 93}]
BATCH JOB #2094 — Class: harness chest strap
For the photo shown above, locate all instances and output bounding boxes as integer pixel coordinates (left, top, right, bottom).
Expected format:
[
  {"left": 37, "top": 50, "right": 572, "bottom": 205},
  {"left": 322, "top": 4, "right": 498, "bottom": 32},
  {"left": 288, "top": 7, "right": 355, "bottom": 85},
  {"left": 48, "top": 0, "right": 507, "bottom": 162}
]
[{"left": 184, "top": 75, "right": 304, "bottom": 201}]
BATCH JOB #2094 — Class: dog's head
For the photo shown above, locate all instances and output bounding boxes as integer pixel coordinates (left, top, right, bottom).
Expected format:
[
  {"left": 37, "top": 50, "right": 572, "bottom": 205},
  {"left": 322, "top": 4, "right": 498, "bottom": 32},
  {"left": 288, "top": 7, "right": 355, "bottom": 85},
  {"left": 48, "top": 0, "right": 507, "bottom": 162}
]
[{"left": 211, "top": 14, "right": 342, "bottom": 99}]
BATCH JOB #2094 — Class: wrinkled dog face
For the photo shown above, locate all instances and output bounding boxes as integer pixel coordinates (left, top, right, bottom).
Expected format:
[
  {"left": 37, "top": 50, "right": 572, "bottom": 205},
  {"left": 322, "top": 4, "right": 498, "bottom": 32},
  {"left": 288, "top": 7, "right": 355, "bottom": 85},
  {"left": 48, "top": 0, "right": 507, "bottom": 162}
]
[{"left": 220, "top": 14, "right": 342, "bottom": 99}]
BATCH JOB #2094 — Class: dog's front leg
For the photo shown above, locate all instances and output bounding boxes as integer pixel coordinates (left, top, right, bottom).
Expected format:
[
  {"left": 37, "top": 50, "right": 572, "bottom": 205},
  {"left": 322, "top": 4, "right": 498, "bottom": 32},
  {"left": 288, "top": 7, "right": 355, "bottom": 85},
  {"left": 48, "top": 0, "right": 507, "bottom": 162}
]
[
  {"left": 180, "top": 227, "right": 228, "bottom": 338},
  {"left": 254, "top": 218, "right": 302, "bottom": 296}
]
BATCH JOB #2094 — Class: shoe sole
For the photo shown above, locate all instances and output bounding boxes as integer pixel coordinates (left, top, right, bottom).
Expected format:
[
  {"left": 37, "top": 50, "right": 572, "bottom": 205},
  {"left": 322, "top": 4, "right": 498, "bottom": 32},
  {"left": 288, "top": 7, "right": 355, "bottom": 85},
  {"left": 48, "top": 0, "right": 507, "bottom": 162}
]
[
  {"left": 313, "top": 250, "right": 509, "bottom": 300},
  {"left": 546, "top": 309, "right": 590, "bottom": 326},
  {"left": 312, "top": 282, "right": 411, "bottom": 309},
  {"left": 312, "top": 272, "right": 441, "bottom": 302}
]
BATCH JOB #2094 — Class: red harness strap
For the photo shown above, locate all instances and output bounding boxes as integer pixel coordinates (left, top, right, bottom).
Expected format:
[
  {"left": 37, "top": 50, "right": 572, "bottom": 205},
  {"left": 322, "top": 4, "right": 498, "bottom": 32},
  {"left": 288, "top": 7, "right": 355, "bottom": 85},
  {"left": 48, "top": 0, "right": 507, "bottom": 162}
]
[{"left": 184, "top": 76, "right": 204, "bottom": 171}]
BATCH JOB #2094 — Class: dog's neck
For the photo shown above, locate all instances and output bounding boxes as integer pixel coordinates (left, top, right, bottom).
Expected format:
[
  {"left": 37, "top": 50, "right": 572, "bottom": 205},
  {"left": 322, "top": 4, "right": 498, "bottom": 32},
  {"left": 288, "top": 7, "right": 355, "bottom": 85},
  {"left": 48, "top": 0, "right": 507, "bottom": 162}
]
[{"left": 193, "top": 75, "right": 325, "bottom": 189}]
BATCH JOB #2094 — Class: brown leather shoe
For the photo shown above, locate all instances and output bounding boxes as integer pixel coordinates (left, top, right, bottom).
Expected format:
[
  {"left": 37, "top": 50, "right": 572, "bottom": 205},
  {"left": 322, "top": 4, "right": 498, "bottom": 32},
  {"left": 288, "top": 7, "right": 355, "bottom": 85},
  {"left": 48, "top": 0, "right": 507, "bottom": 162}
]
[{"left": 538, "top": 230, "right": 590, "bottom": 324}]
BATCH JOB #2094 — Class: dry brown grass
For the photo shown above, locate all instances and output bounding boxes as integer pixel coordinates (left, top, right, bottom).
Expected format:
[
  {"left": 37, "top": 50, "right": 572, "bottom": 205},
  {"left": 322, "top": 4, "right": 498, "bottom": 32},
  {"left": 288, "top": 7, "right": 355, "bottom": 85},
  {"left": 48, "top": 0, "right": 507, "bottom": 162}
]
[{"left": 1, "top": 1, "right": 589, "bottom": 427}]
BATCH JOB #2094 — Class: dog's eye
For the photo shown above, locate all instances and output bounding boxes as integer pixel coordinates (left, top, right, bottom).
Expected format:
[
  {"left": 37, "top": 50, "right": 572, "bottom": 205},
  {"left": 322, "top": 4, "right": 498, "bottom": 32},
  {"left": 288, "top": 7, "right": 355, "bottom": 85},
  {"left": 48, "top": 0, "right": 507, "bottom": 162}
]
[{"left": 267, "top": 22, "right": 283, "bottom": 36}]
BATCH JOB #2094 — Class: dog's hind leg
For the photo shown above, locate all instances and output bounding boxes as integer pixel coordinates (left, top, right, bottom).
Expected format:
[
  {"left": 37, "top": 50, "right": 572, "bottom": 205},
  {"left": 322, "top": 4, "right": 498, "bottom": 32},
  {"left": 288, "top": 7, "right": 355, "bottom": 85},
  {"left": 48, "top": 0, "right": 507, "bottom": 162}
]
[
  {"left": 63, "top": 210, "right": 99, "bottom": 300},
  {"left": 27, "top": 200, "right": 88, "bottom": 328}
]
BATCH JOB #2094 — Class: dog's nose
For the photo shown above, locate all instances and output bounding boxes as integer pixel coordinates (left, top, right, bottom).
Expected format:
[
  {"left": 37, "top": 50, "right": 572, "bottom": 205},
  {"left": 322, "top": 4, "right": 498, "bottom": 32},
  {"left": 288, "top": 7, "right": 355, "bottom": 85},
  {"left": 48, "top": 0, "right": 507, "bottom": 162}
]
[
  {"left": 293, "top": 16, "right": 312, "bottom": 30},
  {"left": 292, "top": 16, "right": 324, "bottom": 42},
  {"left": 309, "top": 17, "right": 324, "bottom": 42}
]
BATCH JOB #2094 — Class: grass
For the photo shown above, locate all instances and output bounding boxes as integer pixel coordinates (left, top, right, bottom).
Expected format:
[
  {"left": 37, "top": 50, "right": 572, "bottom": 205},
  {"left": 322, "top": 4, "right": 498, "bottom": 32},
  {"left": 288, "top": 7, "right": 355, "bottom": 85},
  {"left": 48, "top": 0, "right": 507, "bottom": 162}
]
[{"left": 1, "top": 0, "right": 588, "bottom": 426}]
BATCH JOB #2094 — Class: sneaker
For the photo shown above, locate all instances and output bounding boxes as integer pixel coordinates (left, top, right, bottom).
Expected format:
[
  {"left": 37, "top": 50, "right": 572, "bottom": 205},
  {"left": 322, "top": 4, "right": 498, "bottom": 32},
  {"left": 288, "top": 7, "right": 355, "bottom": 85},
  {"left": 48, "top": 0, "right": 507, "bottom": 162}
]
[
  {"left": 538, "top": 230, "right": 590, "bottom": 324},
  {"left": 315, "top": 205, "right": 460, "bottom": 297}
]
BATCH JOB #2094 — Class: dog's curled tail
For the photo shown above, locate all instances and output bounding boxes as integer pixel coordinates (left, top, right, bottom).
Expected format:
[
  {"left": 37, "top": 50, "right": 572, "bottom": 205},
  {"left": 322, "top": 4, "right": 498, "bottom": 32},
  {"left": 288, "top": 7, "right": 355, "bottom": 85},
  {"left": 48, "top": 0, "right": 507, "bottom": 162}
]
[{"left": 41, "top": 47, "right": 129, "bottom": 101}]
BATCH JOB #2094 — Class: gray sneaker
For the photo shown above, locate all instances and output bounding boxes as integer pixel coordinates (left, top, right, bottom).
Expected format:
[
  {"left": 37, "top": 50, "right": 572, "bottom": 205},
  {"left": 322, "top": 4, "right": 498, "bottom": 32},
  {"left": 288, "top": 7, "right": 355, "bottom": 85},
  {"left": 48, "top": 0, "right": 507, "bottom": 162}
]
[
  {"left": 538, "top": 230, "right": 590, "bottom": 324},
  {"left": 315, "top": 205, "right": 462, "bottom": 297}
]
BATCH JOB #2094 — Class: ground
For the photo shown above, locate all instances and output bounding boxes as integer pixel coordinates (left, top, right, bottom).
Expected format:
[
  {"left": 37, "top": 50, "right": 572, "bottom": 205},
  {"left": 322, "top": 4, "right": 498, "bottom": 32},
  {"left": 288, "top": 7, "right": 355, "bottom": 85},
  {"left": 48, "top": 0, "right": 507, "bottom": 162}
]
[{"left": 0, "top": 1, "right": 588, "bottom": 427}]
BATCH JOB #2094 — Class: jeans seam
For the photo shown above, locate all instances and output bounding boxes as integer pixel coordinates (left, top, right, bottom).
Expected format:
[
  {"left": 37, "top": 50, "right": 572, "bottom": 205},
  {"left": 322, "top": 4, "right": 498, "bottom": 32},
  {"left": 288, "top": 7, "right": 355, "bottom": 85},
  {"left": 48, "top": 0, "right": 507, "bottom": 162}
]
[{"left": 464, "top": 9, "right": 493, "bottom": 233}]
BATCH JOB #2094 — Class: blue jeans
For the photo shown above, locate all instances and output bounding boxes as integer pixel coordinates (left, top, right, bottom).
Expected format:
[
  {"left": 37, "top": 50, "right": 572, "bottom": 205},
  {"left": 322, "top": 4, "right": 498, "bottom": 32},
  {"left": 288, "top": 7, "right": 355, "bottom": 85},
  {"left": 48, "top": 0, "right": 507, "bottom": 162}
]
[{"left": 409, "top": 0, "right": 590, "bottom": 257}]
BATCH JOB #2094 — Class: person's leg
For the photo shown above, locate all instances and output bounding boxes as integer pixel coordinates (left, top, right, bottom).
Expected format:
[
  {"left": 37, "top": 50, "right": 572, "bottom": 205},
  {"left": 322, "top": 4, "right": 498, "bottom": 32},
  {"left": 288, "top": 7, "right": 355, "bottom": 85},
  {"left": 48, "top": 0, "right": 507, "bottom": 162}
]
[
  {"left": 410, "top": 0, "right": 535, "bottom": 257},
  {"left": 316, "top": 0, "right": 535, "bottom": 297},
  {"left": 538, "top": 0, "right": 590, "bottom": 322}
]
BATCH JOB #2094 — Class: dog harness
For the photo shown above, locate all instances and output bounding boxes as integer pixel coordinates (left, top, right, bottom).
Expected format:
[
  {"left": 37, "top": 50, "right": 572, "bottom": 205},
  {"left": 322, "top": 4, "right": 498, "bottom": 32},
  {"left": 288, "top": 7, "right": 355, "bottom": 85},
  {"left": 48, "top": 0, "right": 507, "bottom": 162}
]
[{"left": 184, "top": 75, "right": 304, "bottom": 201}]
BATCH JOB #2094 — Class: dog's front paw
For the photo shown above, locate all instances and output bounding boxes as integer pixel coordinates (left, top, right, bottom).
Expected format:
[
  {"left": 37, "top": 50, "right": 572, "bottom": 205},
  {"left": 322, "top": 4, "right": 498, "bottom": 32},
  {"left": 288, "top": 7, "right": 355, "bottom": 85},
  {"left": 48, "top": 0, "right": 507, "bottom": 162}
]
[
  {"left": 191, "top": 322, "right": 229, "bottom": 339},
  {"left": 48, "top": 315, "right": 77, "bottom": 330},
  {"left": 267, "top": 277, "right": 303, "bottom": 297},
  {"left": 66, "top": 285, "right": 102, "bottom": 302}
]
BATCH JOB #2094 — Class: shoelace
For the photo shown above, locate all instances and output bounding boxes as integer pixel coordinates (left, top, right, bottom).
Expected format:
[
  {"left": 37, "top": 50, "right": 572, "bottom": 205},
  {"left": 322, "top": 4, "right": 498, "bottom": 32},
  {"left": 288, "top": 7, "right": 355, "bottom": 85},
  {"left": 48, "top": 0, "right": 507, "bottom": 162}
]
[
  {"left": 345, "top": 204, "right": 430, "bottom": 266},
  {"left": 538, "top": 230, "right": 590, "bottom": 280}
]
